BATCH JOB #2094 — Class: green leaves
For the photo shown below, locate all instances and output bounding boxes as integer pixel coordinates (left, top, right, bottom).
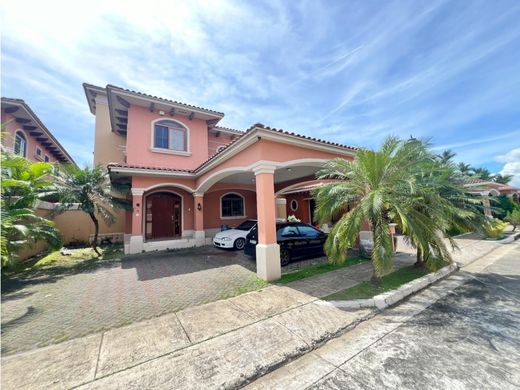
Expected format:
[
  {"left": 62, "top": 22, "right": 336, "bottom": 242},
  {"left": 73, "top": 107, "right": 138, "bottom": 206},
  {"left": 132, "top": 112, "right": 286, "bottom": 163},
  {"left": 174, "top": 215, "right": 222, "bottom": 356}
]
[
  {"left": 314, "top": 136, "right": 485, "bottom": 281},
  {"left": 1, "top": 152, "right": 63, "bottom": 267}
]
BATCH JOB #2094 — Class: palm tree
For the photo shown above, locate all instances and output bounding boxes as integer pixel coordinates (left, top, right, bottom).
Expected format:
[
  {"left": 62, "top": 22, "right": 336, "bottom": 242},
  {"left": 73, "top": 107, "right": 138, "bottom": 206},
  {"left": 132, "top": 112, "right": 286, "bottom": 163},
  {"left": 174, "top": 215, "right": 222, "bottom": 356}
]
[
  {"left": 438, "top": 149, "right": 456, "bottom": 164},
  {"left": 314, "top": 137, "right": 485, "bottom": 283},
  {"left": 314, "top": 137, "right": 440, "bottom": 283},
  {"left": 457, "top": 162, "right": 473, "bottom": 176},
  {"left": 492, "top": 173, "right": 513, "bottom": 184},
  {"left": 473, "top": 167, "right": 492, "bottom": 181},
  {"left": 403, "top": 149, "right": 486, "bottom": 269},
  {"left": 55, "top": 165, "right": 130, "bottom": 255},
  {"left": 1, "top": 152, "right": 62, "bottom": 267}
]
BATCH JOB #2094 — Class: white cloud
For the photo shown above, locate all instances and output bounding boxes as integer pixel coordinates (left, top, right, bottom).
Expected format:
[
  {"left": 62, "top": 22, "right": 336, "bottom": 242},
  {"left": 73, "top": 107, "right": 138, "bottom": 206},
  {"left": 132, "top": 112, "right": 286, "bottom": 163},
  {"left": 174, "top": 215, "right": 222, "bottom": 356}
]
[
  {"left": 1, "top": 1, "right": 519, "bottom": 167},
  {"left": 497, "top": 148, "right": 520, "bottom": 187}
]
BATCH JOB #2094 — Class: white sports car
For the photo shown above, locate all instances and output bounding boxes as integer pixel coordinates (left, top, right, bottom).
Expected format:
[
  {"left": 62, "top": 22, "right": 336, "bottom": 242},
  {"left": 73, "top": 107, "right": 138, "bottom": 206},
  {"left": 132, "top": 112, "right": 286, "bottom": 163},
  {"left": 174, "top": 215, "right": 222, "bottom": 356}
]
[{"left": 213, "top": 220, "right": 257, "bottom": 250}]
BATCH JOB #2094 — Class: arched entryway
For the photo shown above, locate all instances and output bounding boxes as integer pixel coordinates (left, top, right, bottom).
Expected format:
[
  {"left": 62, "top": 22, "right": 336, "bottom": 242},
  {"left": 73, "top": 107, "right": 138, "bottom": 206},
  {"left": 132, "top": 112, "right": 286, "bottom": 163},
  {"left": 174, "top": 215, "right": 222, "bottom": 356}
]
[{"left": 145, "top": 192, "right": 182, "bottom": 240}]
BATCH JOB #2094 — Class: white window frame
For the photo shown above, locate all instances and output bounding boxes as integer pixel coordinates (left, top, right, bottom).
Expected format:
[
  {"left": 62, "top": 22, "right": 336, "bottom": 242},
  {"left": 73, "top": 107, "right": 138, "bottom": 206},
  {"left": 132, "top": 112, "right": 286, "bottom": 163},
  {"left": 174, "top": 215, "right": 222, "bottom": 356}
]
[
  {"left": 150, "top": 118, "right": 191, "bottom": 156},
  {"left": 14, "top": 131, "right": 27, "bottom": 157},
  {"left": 290, "top": 199, "right": 299, "bottom": 211},
  {"left": 220, "top": 192, "right": 246, "bottom": 219}
]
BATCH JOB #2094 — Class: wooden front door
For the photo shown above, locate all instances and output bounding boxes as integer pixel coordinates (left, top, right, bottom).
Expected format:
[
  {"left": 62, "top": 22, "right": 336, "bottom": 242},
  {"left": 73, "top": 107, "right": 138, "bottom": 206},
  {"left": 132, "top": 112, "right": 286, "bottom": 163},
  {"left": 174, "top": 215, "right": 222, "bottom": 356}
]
[{"left": 145, "top": 192, "right": 182, "bottom": 240}]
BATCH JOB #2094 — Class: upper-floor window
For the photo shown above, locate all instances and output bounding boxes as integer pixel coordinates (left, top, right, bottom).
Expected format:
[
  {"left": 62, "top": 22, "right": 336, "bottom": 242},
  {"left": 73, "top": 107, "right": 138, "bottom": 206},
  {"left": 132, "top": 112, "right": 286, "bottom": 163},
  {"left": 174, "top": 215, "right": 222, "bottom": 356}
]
[
  {"left": 14, "top": 131, "right": 27, "bottom": 157},
  {"left": 221, "top": 193, "right": 245, "bottom": 218},
  {"left": 44, "top": 155, "right": 50, "bottom": 162},
  {"left": 36, "top": 147, "right": 42, "bottom": 157},
  {"left": 153, "top": 120, "right": 188, "bottom": 152}
]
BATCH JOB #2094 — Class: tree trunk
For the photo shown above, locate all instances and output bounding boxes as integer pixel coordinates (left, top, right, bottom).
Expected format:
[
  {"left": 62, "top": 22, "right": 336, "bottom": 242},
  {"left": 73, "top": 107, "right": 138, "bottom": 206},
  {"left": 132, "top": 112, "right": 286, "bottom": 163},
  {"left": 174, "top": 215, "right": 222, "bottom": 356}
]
[
  {"left": 414, "top": 247, "right": 425, "bottom": 268},
  {"left": 89, "top": 212, "right": 101, "bottom": 256}
]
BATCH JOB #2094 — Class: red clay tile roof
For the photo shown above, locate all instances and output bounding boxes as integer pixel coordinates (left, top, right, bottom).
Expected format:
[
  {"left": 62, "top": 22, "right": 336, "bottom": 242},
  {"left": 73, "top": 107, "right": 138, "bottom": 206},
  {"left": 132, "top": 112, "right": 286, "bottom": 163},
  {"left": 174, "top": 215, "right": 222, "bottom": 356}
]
[
  {"left": 106, "top": 85, "right": 224, "bottom": 117},
  {"left": 249, "top": 123, "right": 359, "bottom": 150},
  {"left": 108, "top": 163, "right": 194, "bottom": 174},
  {"left": 1, "top": 97, "right": 76, "bottom": 165},
  {"left": 108, "top": 123, "right": 359, "bottom": 175}
]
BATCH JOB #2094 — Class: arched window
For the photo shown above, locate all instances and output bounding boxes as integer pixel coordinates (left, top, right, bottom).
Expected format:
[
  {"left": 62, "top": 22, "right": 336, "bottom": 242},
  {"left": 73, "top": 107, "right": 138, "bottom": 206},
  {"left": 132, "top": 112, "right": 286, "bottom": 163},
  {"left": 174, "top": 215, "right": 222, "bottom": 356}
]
[
  {"left": 14, "top": 131, "right": 27, "bottom": 157},
  {"left": 221, "top": 193, "right": 245, "bottom": 218},
  {"left": 153, "top": 120, "right": 188, "bottom": 152}
]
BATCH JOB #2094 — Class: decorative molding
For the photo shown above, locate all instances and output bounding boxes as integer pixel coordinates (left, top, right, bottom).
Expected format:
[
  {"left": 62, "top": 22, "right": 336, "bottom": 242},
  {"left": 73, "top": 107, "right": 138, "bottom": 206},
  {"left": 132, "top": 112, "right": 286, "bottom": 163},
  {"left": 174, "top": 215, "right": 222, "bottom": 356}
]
[
  {"left": 94, "top": 95, "right": 108, "bottom": 105},
  {"left": 131, "top": 188, "right": 145, "bottom": 196}
]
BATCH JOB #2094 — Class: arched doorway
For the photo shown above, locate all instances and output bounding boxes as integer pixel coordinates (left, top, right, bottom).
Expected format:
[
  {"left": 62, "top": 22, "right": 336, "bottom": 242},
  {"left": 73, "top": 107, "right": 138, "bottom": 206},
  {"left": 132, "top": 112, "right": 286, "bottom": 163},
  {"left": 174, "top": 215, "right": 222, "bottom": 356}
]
[{"left": 145, "top": 192, "right": 182, "bottom": 240}]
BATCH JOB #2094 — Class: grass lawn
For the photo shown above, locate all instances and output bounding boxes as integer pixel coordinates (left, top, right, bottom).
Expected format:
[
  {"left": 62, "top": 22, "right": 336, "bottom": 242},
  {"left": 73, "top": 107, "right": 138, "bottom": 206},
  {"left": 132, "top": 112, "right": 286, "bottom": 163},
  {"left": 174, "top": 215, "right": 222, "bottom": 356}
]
[
  {"left": 3, "top": 245, "right": 123, "bottom": 278},
  {"left": 35, "top": 245, "right": 123, "bottom": 268},
  {"left": 324, "top": 265, "right": 429, "bottom": 300},
  {"left": 277, "top": 256, "right": 367, "bottom": 284}
]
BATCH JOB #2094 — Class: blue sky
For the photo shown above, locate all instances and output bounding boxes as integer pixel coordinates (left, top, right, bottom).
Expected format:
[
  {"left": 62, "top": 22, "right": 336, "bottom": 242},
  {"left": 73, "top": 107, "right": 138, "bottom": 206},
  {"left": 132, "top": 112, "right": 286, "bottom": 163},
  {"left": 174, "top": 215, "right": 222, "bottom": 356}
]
[{"left": 2, "top": 0, "right": 519, "bottom": 184}]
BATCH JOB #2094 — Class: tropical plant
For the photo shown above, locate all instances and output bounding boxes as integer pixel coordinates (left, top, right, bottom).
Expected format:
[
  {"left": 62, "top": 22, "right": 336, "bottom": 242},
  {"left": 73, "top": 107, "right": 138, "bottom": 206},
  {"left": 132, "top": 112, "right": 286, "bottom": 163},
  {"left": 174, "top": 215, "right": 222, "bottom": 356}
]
[
  {"left": 457, "top": 162, "right": 473, "bottom": 176},
  {"left": 473, "top": 167, "right": 492, "bottom": 181},
  {"left": 438, "top": 149, "right": 456, "bottom": 164},
  {"left": 492, "top": 173, "right": 513, "bottom": 184},
  {"left": 505, "top": 209, "right": 520, "bottom": 231},
  {"left": 492, "top": 194, "right": 519, "bottom": 220},
  {"left": 314, "top": 137, "right": 486, "bottom": 283},
  {"left": 1, "top": 152, "right": 62, "bottom": 267},
  {"left": 483, "top": 219, "right": 507, "bottom": 239},
  {"left": 54, "top": 165, "right": 130, "bottom": 255}
]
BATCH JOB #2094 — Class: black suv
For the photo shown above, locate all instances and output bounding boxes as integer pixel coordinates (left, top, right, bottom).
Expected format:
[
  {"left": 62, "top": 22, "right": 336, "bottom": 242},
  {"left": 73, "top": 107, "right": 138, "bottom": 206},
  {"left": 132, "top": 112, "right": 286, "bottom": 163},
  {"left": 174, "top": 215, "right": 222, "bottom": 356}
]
[{"left": 244, "top": 222, "right": 327, "bottom": 265}]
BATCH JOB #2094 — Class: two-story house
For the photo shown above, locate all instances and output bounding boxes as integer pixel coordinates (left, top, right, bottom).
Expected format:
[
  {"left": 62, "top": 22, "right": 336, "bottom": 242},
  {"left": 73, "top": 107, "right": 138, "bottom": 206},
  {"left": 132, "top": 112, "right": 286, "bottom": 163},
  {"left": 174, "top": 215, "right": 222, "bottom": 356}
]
[
  {"left": 1, "top": 98, "right": 75, "bottom": 164},
  {"left": 84, "top": 83, "right": 357, "bottom": 280}
]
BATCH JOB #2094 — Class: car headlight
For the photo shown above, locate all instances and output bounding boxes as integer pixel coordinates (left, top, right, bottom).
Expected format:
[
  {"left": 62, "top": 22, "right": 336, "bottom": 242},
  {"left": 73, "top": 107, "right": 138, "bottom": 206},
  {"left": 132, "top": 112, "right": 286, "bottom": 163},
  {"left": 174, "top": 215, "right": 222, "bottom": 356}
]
[{"left": 221, "top": 237, "right": 232, "bottom": 241}]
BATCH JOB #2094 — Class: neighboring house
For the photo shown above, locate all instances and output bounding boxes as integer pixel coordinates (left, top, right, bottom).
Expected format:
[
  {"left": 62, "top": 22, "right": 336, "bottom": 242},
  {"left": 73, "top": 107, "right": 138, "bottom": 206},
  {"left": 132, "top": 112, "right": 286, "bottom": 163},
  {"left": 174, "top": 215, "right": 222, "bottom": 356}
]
[
  {"left": 464, "top": 179, "right": 520, "bottom": 217},
  {"left": 84, "top": 83, "right": 358, "bottom": 280},
  {"left": 1, "top": 98, "right": 75, "bottom": 164}
]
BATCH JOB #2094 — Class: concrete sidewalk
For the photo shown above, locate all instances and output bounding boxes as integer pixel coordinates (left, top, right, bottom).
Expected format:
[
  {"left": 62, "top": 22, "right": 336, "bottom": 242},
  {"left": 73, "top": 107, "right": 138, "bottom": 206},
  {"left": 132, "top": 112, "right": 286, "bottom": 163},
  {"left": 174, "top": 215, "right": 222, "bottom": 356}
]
[
  {"left": 246, "top": 242, "right": 519, "bottom": 390},
  {"left": 1, "top": 234, "right": 506, "bottom": 389}
]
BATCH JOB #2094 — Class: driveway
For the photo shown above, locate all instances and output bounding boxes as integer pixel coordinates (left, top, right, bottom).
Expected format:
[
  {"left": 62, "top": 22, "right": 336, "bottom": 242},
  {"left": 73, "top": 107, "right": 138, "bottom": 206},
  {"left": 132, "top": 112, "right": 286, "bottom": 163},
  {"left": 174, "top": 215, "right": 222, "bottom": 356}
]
[
  {"left": 1, "top": 244, "right": 334, "bottom": 356},
  {"left": 1, "top": 246, "right": 265, "bottom": 355}
]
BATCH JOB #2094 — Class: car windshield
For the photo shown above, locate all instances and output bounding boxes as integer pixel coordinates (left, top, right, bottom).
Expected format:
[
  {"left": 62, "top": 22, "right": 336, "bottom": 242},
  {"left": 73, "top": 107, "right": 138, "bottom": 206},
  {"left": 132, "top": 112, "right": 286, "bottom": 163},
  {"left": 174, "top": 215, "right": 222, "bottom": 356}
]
[{"left": 235, "top": 220, "right": 256, "bottom": 231}]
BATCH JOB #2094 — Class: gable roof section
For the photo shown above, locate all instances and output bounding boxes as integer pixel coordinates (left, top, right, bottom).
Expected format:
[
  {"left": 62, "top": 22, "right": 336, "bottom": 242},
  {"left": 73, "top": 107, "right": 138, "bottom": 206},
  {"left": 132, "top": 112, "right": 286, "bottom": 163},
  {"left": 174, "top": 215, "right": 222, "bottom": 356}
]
[
  {"left": 1, "top": 97, "right": 76, "bottom": 165},
  {"left": 108, "top": 123, "right": 358, "bottom": 177},
  {"left": 83, "top": 83, "right": 225, "bottom": 135}
]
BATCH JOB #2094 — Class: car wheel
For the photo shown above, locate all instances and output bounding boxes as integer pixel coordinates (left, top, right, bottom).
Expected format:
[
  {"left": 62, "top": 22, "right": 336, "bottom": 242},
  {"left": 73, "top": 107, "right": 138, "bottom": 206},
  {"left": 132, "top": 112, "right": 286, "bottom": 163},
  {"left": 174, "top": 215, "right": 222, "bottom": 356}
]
[
  {"left": 280, "top": 248, "right": 291, "bottom": 266},
  {"left": 234, "top": 238, "right": 246, "bottom": 250}
]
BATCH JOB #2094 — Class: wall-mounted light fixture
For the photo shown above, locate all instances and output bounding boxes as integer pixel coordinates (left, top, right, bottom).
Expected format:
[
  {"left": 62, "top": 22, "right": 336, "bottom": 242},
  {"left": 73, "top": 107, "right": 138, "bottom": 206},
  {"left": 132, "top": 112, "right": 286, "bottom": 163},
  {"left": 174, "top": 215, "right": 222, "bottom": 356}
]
[{"left": 197, "top": 203, "right": 202, "bottom": 211}]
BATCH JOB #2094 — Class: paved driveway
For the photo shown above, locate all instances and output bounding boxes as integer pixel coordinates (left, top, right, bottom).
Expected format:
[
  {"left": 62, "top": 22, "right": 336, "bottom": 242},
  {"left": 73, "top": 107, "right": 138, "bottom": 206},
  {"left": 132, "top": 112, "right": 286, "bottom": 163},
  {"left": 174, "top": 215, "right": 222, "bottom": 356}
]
[{"left": 1, "top": 246, "right": 267, "bottom": 355}]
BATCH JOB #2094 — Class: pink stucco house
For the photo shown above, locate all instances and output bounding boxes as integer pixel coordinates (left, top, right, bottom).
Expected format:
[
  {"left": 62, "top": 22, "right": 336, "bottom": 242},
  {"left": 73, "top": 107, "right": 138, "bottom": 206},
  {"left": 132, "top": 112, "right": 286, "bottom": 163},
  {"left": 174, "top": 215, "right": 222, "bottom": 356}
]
[
  {"left": 1, "top": 98, "right": 75, "bottom": 164},
  {"left": 83, "top": 83, "right": 357, "bottom": 280}
]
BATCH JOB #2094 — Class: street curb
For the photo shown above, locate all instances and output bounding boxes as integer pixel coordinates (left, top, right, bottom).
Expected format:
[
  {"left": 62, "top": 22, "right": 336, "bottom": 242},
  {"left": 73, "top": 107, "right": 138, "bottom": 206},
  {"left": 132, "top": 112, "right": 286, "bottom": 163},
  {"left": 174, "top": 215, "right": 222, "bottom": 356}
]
[
  {"left": 329, "top": 263, "right": 459, "bottom": 310},
  {"left": 498, "top": 231, "right": 520, "bottom": 244}
]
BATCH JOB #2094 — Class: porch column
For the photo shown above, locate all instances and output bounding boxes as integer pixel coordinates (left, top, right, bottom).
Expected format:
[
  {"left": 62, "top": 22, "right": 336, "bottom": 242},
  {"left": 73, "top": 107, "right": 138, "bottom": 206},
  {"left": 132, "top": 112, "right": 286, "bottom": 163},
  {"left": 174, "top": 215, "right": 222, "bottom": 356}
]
[
  {"left": 193, "top": 192, "right": 205, "bottom": 245},
  {"left": 253, "top": 164, "right": 281, "bottom": 281},
  {"left": 129, "top": 188, "right": 144, "bottom": 254}
]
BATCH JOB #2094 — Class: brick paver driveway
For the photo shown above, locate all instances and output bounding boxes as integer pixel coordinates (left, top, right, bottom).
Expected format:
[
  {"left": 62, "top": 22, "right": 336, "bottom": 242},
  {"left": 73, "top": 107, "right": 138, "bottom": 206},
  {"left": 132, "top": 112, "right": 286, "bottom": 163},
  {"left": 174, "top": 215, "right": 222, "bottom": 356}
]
[{"left": 1, "top": 246, "right": 271, "bottom": 355}]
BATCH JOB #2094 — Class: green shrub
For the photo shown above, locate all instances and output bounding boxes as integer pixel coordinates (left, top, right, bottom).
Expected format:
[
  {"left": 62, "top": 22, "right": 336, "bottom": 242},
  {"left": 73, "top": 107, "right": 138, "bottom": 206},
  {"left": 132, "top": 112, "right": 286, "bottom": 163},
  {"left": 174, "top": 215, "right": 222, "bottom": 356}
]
[
  {"left": 483, "top": 219, "right": 507, "bottom": 238},
  {"left": 505, "top": 209, "right": 520, "bottom": 231}
]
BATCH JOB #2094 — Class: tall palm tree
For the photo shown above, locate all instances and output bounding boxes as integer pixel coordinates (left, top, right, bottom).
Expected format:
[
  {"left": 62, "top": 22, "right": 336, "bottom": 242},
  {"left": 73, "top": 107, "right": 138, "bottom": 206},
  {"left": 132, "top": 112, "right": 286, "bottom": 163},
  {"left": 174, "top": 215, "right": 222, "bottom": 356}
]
[
  {"left": 473, "top": 167, "right": 492, "bottom": 181},
  {"left": 1, "top": 152, "right": 62, "bottom": 267},
  {"left": 492, "top": 173, "right": 513, "bottom": 184},
  {"left": 439, "top": 149, "right": 456, "bottom": 164},
  {"left": 55, "top": 165, "right": 130, "bottom": 255},
  {"left": 457, "top": 162, "right": 473, "bottom": 176}
]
